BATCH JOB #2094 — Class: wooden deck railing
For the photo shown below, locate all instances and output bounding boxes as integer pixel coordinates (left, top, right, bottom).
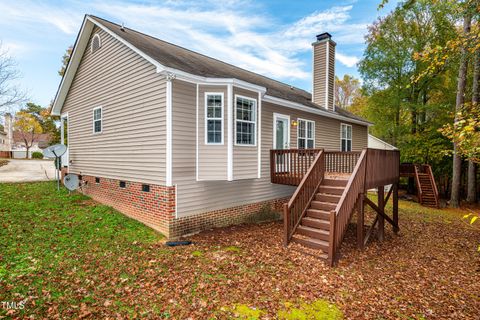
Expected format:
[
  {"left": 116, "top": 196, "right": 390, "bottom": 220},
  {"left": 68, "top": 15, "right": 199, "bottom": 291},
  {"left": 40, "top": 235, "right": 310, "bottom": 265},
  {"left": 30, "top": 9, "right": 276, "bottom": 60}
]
[
  {"left": 414, "top": 165, "right": 423, "bottom": 204},
  {"left": 329, "top": 149, "right": 400, "bottom": 264},
  {"left": 425, "top": 165, "right": 439, "bottom": 204},
  {"left": 270, "top": 149, "right": 322, "bottom": 185},
  {"left": 325, "top": 151, "right": 361, "bottom": 173},
  {"left": 270, "top": 149, "right": 361, "bottom": 185},
  {"left": 283, "top": 150, "right": 325, "bottom": 245},
  {"left": 329, "top": 149, "right": 367, "bottom": 263},
  {"left": 273, "top": 148, "right": 400, "bottom": 263},
  {"left": 364, "top": 149, "right": 400, "bottom": 190}
]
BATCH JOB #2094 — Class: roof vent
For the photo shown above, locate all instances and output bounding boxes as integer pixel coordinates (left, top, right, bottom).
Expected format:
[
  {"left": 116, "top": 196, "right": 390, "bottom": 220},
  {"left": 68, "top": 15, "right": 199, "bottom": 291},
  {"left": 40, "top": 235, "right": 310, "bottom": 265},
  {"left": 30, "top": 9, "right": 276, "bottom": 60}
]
[
  {"left": 120, "top": 23, "right": 125, "bottom": 32},
  {"left": 91, "top": 33, "right": 101, "bottom": 53}
]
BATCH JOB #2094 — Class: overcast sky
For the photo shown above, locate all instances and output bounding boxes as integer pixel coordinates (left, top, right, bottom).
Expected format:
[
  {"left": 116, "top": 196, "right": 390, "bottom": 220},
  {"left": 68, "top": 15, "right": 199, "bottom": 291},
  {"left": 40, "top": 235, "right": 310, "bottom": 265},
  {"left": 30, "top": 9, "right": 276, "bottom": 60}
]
[{"left": 0, "top": 0, "right": 399, "bottom": 109}]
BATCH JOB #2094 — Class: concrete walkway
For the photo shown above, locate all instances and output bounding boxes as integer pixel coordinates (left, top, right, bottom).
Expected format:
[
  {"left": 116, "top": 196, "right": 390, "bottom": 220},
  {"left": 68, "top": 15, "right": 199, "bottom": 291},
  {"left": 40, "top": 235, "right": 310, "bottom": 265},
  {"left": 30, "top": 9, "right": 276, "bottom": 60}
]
[{"left": 0, "top": 159, "right": 57, "bottom": 183}]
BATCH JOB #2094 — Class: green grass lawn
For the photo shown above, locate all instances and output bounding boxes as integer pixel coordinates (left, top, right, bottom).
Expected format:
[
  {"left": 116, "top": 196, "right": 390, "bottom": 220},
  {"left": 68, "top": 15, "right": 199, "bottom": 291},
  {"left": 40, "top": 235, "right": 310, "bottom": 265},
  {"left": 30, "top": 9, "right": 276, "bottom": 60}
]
[
  {"left": 1, "top": 182, "right": 479, "bottom": 319},
  {"left": 0, "top": 182, "right": 164, "bottom": 318}
]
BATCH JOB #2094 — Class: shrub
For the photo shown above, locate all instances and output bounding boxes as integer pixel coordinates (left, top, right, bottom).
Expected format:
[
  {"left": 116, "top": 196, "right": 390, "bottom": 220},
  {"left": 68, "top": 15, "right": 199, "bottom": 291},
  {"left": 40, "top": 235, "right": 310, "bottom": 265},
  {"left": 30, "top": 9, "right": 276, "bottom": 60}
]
[{"left": 32, "top": 152, "right": 43, "bottom": 159}]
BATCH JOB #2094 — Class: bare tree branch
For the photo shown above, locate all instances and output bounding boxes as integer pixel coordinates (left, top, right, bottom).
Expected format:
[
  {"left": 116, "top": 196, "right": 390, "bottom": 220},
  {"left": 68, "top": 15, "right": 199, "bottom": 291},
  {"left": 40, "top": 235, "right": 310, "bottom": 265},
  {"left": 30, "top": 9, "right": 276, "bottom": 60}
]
[{"left": 0, "top": 43, "right": 27, "bottom": 116}]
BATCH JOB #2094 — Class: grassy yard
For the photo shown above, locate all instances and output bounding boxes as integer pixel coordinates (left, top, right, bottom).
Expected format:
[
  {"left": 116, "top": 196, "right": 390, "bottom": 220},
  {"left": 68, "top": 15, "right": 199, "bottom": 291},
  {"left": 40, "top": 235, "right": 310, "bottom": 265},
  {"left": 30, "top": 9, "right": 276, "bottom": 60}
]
[{"left": 1, "top": 182, "right": 479, "bottom": 319}]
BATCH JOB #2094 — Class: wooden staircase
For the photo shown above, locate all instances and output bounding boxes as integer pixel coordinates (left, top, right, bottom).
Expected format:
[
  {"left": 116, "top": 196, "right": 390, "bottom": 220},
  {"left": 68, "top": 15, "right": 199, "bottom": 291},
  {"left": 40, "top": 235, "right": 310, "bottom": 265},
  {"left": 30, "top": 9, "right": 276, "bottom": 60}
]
[
  {"left": 415, "top": 165, "right": 439, "bottom": 208},
  {"left": 273, "top": 148, "right": 400, "bottom": 266},
  {"left": 291, "top": 179, "right": 347, "bottom": 258}
]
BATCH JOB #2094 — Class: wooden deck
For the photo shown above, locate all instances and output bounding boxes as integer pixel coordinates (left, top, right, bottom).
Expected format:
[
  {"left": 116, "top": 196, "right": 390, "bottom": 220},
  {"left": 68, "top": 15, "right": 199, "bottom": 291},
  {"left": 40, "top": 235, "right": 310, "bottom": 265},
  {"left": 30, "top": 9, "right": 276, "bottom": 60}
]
[{"left": 270, "top": 148, "right": 400, "bottom": 265}]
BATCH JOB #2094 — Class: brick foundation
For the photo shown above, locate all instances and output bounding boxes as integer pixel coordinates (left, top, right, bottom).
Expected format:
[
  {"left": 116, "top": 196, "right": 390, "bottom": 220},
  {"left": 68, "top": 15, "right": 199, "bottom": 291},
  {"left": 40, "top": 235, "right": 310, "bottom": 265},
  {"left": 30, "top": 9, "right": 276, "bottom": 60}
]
[
  {"left": 77, "top": 175, "right": 176, "bottom": 237},
  {"left": 71, "top": 174, "right": 289, "bottom": 239},
  {"left": 169, "top": 197, "right": 290, "bottom": 239}
]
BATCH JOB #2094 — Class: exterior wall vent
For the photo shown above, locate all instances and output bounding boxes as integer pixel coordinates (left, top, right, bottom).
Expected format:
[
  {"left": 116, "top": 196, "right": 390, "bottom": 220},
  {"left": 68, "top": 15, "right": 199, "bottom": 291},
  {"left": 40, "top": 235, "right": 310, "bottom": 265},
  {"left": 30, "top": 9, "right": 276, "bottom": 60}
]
[
  {"left": 142, "top": 184, "right": 150, "bottom": 192},
  {"left": 119, "top": 181, "right": 126, "bottom": 188},
  {"left": 95, "top": 177, "right": 100, "bottom": 184},
  {"left": 91, "top": 33, "right": 101, "bottom": 53}
]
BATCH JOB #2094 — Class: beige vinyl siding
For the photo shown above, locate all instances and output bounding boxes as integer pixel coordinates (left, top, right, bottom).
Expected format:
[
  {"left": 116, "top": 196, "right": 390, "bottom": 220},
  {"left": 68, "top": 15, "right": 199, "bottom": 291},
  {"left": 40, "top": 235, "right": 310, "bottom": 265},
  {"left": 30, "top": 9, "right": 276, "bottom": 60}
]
[
  {"left": 172, "top": 83, "right": 368, "bottom": 218},
  {"left": 197, "top": 84, "right": 228, "bottom": 180},
  {"left": 172, "top": 82, "right": 295, "bottom": 218},
  {"left": 271, "top": 103, "right": 366, "bottom": 152},
  {"left": 351, "top": 124, "right": 368, "bottom": 151},
  {"left": 312, "top": 42, "right": 327, "bottom": 107},
  {"left": 172, "top": 80, "right": 197, "bottom": 180},
  {"left": 233, "top": 87, "right": 258, "bottom": 180},
  {"left": 62, "top": 27, "right": 167, "bottom": 185}
]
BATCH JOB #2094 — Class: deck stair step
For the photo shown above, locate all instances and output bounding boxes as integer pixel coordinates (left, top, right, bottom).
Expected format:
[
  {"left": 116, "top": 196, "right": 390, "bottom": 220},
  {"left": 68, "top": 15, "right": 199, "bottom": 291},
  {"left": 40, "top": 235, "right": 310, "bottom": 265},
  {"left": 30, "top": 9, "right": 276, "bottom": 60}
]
[
  {"left": 310, "top": 201, "right": 336, "bottom": 211},
  {"left": 302, "top": 216, "right": 330, "bottom": 230},
  {"left": 318, "top": 185, "right": 345, "bottom": 195},
  {"left": 315, "top": 193, "right": 341, "bottom": 203},
  {"left": 291, "top": 235, "right": 329, "bottom": 252},
  {"left": 323, "top": 179, "right": 348, "bottom": 187},
  {"left": 306, "top": 209, "right": 330, "bottom": 220},
  {"left": 297, "top": 225, "right": 329, "bottom": 240}
]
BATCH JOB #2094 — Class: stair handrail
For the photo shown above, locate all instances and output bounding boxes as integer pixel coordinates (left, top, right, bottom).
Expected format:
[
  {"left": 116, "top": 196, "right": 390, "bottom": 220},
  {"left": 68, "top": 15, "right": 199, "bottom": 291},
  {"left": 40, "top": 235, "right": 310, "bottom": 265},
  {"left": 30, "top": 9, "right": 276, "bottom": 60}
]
[
  {"left": 414, "top": 165, "right": 423, "bottom": 204},
  {"left": 425, "top": 165, "right": 439, "bottom": 207},
  {"left": 283, "top": 149, "right": 325, "bottom": 246},
  {"left": 329, "top": 149, "right": 368, "bottom": 265}
]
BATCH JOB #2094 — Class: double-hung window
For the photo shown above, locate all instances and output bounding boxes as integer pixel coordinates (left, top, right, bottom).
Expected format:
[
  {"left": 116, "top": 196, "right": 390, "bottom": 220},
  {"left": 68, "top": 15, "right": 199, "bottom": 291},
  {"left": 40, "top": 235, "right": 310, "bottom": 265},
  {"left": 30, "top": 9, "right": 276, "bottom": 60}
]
[
  {"left": 341, "top": 123, "right": 352, "bottom": 152},
  {"left": 235, "top": 96, "right": 256, "bottom": 146},
  {"left": 205, "top": 93, "right": 223, "bottom": 144},
  {"left": 93, "top": 107, "right": 102, "bottom": 133},
  {"left": 298, "top": 119, "right": 315, "bottom": 149}
]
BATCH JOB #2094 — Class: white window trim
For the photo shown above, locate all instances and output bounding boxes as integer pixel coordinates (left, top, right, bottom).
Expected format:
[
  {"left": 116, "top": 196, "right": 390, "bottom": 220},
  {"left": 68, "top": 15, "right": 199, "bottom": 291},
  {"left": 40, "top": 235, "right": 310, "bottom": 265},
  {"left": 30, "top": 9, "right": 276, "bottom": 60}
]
[
  {"left": 341, "top": 123, "right": 352, "bottom": 152},
  {"left": 234, "top": 94, "right": 257, "bottom": 147},
  {"left": 204, "top": 92, "right": 224, "bottom": 145},
  {"left": 297, "top": 118, "right": 315, "bottom": 149},
  {"left": 91, "top": 33, "right": 101, "bottom": 53},
  {"left": 273, "top": 113, "right": 290, "bottom": 149},
  {"left": 93, "top": 106, "right": 102, "bottom": 134}
]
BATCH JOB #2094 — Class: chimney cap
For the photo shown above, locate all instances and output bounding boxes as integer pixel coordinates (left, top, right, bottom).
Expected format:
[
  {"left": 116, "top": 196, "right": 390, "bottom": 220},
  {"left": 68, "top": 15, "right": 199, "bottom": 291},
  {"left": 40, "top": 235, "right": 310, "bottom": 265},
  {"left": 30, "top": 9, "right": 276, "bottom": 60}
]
[{"left": 316, "top": 32, "right": 332, "bottom": 41}]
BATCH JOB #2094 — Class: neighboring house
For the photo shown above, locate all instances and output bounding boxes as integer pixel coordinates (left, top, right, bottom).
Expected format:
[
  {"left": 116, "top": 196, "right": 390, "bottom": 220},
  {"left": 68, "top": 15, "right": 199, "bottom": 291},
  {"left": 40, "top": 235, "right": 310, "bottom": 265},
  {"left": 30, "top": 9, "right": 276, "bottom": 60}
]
[
  {"left": 0, "top": 114, "right": 13, "bottom": 152},
  {"left": 0, "top": 131, "right": 7, "bottom": 151},
  {"left": 368, "top": 134, "right": 397, "bottom": 150},
  {"left": 1, "top": 113, "right": 51, "bottom": 158},
  {"left": 11, "top": 131, "right": 51, "bottom": 158},
  {"left": 51, "top": 15, "right": 399, "bottom": 251}
]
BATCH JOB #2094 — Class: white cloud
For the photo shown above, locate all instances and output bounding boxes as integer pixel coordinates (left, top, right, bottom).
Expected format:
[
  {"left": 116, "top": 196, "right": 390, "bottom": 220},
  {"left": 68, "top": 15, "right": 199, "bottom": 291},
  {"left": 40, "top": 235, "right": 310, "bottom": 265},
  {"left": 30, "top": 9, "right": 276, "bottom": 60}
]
[
  {"left": 0, "top": 0, "right": 367, "bottom": 84},
  {"left": 336, "top": 52, "right": 360, "bottom": 68},
  {"left": 0, "top": 1, "right": 80, "bottom": 34}
]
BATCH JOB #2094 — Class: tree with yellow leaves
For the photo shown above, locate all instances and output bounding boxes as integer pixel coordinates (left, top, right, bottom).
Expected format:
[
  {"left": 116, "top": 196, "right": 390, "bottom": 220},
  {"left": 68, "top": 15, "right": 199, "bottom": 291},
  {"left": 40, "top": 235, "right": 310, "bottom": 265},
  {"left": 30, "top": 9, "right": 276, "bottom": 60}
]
[{"left": 13, "top": 111, "right": 43, "bottom": 159}]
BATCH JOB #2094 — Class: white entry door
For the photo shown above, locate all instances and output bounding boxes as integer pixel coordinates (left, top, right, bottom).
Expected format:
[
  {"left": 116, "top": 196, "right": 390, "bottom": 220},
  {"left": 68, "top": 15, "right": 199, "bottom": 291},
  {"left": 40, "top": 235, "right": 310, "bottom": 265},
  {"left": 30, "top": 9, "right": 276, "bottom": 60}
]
[
  {"left": 274, "top": 114, "right": 290, "bottom": 149},
  {"left": 273, "top": 114, "right": 290, "bottom": 173}
]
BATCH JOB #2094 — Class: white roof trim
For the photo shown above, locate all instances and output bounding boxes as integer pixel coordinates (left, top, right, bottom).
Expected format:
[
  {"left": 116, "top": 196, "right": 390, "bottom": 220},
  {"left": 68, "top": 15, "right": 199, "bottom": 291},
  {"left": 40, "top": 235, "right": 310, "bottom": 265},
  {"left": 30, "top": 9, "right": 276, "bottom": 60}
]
[
  {"left": 51, "top": 15, "right": 369, "bottom": 128},
  {"left": 263, "top": 95, "right": 371, "bottom": 127},
  {"left": 51, "top": 16, "right": 92, "bottom": 116},
  {"left": 158, "top": 68, "right": 267, "bottom": 94},
  {"left": 51, "top": 15, "right": 166, "bottom": 116}
]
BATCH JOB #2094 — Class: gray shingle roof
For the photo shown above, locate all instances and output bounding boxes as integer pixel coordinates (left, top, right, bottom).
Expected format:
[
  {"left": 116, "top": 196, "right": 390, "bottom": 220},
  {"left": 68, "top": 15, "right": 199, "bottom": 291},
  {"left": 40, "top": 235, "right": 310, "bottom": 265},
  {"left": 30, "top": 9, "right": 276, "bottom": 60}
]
[{"left": 89, "top": 15, "right": 369, "bottom": 125}]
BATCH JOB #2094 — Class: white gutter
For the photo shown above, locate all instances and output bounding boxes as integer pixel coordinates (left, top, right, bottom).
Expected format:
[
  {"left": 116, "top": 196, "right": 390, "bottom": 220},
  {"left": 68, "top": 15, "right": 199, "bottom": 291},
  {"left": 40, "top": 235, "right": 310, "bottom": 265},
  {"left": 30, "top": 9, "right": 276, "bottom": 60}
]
[{"left": 263, "top": 95, "right": 371, "bottom": 127}]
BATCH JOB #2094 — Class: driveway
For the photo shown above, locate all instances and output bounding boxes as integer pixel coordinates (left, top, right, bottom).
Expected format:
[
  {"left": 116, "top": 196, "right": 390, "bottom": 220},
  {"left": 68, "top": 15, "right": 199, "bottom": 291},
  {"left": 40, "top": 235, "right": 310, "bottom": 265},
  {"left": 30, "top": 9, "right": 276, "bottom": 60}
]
[{"left": 0, "top": 159, "right": 57, "bottom": 183}]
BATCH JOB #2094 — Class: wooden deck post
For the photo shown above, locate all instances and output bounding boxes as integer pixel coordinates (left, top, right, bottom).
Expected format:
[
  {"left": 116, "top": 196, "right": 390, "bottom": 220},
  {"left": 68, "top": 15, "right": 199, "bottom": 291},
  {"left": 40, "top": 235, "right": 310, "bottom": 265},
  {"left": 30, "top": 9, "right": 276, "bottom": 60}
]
[
  {"left": 393, "top": 183, "right": 399, "bottom": 233},
  {"left": 283, "top": 203, "right": 290, "bottom": 246},
  {"left": 357, "top": 193, "right": 365, "bottom": 250},
  {"left": 377, "top": 186, "right": 385, "bottom": 242}
]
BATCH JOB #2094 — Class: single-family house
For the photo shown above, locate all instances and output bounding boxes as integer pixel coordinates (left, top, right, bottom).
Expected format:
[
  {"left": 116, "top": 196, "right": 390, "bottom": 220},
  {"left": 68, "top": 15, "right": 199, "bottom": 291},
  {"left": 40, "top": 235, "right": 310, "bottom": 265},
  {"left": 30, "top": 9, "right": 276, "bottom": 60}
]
[{"left": 51, "top": 15, "right": 400, "bottom": 264}]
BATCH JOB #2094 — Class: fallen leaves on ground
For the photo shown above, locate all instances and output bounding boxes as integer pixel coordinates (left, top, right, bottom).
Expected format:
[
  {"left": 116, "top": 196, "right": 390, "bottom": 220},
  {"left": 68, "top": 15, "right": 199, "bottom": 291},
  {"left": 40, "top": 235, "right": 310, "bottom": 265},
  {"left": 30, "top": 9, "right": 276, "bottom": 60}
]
[{"left": 1, "top": 182, "right": 479, "bottom": 319}]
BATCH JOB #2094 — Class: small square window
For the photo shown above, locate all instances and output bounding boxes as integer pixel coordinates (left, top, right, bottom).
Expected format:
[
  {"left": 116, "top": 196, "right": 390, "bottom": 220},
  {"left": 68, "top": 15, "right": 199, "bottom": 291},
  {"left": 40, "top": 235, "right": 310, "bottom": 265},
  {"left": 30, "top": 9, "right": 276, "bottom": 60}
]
[
  {"left": 95, "top": 177, "right": 100, "bottom": 184},
  {"left": 119, "top": 181, "right": 126, "bottom": 188},
  {"left": 142, "top": 184, "right": 150, "bottom": 192}
]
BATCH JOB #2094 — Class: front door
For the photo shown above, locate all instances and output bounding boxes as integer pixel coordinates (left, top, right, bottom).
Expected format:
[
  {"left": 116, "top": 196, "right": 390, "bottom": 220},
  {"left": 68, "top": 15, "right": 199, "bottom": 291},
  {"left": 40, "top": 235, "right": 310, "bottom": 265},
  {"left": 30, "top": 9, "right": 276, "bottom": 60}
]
[
  {"left": 274, "top": 114, "right": 290, "bottom": 149},
  {"left": 274, "top": 114, "right": 290, "bottom": 173}
]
